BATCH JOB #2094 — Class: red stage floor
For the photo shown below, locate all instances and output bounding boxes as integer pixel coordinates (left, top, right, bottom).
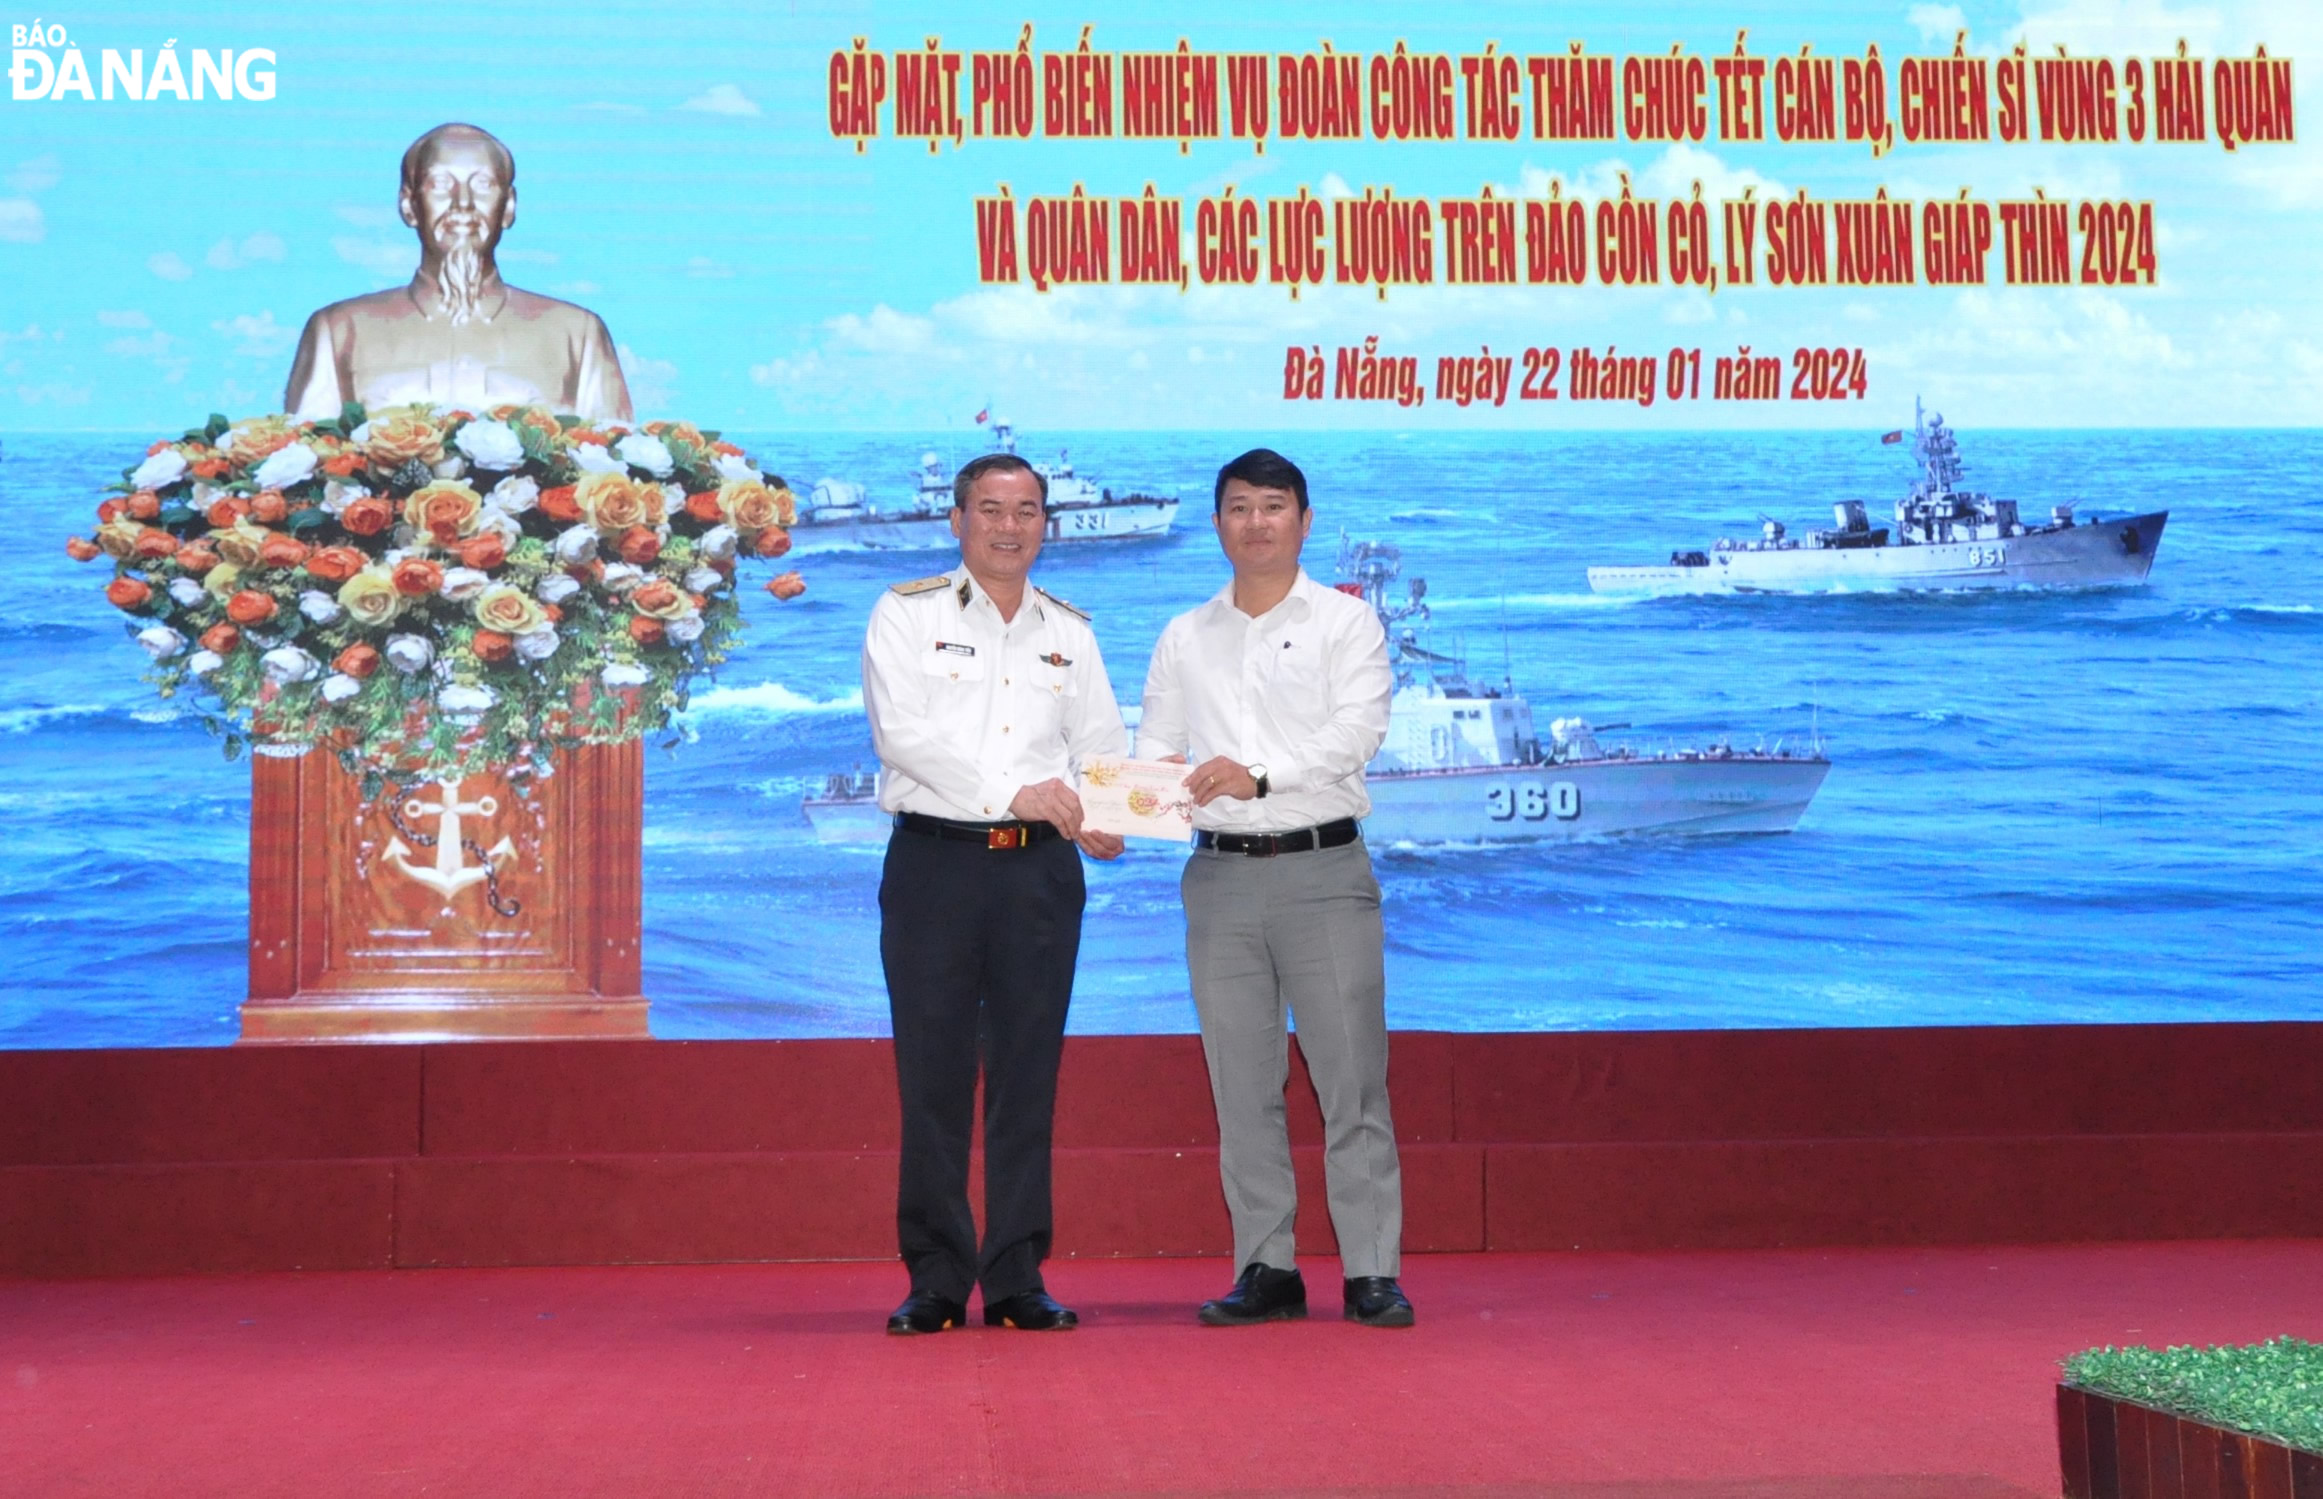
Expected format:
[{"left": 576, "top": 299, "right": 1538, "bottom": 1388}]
[{"left": 5, "top": 1241, "right": 2319, "bottom": 1498}]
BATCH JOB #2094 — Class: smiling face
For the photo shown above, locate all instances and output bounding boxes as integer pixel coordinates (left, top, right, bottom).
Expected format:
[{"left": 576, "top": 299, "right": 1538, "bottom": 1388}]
[
  {"left": 1214, "top": 477, "right": 1312, "bottom": 580},
  {"left": 951, "top": 465, "right": 1047, "bottom": 593}
]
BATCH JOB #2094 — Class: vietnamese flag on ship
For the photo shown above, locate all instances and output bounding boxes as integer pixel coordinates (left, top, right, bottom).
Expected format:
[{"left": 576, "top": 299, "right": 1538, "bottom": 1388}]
[
  {"left": 975, "top": 408, "right": 990, "bottom": 425},
  {"left": 1880, "top": 431, "right": 1905, "bottom": 444}
]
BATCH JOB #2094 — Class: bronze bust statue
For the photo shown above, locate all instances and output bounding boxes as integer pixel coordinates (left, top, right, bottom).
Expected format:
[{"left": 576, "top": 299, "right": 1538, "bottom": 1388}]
[{"left": 285, "top": 123, "right": 633, "bottom": 423}]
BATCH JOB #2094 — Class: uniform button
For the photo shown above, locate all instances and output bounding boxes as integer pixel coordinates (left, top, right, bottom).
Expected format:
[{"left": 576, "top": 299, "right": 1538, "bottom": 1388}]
[
  {"left": 1004, "top": 677, "right": 1011, "bottom": 685},
  {"left": 1002, "top": 725, "right": 1011, "bottom": 734}
]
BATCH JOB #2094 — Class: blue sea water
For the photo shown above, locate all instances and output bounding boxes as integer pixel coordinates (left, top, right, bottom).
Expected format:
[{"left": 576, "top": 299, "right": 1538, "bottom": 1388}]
[{"left": 2, "top": 427, "right": 2317, "bottom": 1048}]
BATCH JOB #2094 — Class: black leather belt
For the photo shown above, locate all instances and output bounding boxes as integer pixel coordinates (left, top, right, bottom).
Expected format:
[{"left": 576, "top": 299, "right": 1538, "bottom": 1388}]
[
  {"left": 1193, "top": 818, "right": 1361, "bottom": 857},
  {"left": 894, "top": 811, "right": 1060, "bottom": 849}
]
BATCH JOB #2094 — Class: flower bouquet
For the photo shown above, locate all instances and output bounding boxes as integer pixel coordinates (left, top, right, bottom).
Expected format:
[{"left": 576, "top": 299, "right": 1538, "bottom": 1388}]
[{"left": 66, "top": 403, "right": 807, "bottom": 790}]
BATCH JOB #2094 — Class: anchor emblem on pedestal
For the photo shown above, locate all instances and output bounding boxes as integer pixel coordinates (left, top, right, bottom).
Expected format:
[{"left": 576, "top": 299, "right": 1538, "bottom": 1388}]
[{"left": 384, "top": 780, "right": 520, "bottom": 911}]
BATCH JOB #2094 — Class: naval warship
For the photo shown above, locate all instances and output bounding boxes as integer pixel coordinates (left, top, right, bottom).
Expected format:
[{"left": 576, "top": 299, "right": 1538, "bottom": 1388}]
[
  {"left": 794, "top": 418, "right": 1178, "bottom": 552},
  {"left": 1587, "top": 403, "right": 2167, "bottom": 595},
  {"left": 800, "top": 537, "right": 1830, "bottom": 845}
]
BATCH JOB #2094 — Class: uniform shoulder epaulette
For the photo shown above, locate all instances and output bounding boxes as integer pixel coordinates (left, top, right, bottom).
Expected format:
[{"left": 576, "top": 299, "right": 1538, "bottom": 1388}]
[
  {"left": 890, "top": 574, "right": 951, "bottom": 596},
  {"left": 1035, "top": 586, "right": 1090, "bottom": 622}
]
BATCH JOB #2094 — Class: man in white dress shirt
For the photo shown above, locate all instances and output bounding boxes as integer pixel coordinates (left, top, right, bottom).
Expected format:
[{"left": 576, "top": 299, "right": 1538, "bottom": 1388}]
[
  {"left": 1137, "top": 448, "right": 1412, "bottom": 1329},
  {"left": 861, "top": 453, "right": 1125, "bottom": 1335}
]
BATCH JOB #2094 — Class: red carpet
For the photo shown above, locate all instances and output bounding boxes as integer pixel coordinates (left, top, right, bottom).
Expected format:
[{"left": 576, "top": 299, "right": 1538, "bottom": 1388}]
[{"left": 5, "top": 1240, "right": 2320, "bottom": 1497}]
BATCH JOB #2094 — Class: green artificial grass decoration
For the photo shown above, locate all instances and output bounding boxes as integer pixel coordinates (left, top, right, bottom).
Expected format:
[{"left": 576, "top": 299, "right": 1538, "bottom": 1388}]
[{"left": 2064, "top": 1336, "right": 2323, "bottom": 1452}]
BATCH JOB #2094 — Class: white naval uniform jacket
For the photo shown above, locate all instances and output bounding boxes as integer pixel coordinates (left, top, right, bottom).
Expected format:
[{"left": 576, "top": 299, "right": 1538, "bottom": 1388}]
[{"left": 862, "top": 564, "right": 1126, "bottom": 822}]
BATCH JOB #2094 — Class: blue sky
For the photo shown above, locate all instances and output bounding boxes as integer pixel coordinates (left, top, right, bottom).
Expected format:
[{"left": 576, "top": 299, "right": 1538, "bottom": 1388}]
[{"left": 1, "top": 0, "right": 2316, "bottom": 431}]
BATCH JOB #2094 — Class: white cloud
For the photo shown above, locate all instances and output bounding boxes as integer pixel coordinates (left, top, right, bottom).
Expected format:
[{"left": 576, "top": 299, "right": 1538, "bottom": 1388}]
[
  {"left": 1910, "top": 5, "right": 1970, "bottom": 45},
  {"left": 333, "top": 236, "right": 418, "bottom": 281},
  {"left": 578, "top": 101, "right": 648, "bottom": 115},
  {"left": 148, "top": 250, "right": 194, "bottom": 281},
  {"left": 826, "top": 304, "right": 936, "bottom": 354},
  {"left": 686, "top": 256, "right": 734, "bottom": 279},
  {"left": 335, "top": 204, "right": 397, "bottom": 228},
  {"left": 2009, "top": 0, "right": 2225, "bottom": 55},
  {"left": 680, "top": 84, "right": 761, "bottom": 117},
  {"left": 213, "top": 311, "right": 296, "bottom": 357},
  {"left": 106, "top": 330, "right": 177, "bottom": 358},
  {"left": 97, "top": 310, "right": 152, "bottom": 329},
  {"left": 206, "top": 233, "right": 287, "bottom": 270},
  {"left": 616, "top": 344, "right": 678, "bottom": 413},
  {"left": 553, "top": 280, "right": 601, "bottom": 297},
  {"left": 1540, "top": 145, "right": 1785, "bottom": 207},
  {"left": 15, "top": 381, "right": 93, "bottom": 406},
  {"left": 1319, "top": 173, "right": 1357, "bottom": 200},
  {"left": 500, "top": 247, "right": 560, "bottom": 265},
  {"left": 0, "top": 199, "right": 43, "bottom": 243},
  {"left": 7, "top": 154, "right": 61, "bottom": 194}
]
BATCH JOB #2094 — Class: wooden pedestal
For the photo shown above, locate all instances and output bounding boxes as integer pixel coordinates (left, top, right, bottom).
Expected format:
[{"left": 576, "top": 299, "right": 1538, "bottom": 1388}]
[{"left": 241, "top": 742, "right": 648, "bottom": 1043}]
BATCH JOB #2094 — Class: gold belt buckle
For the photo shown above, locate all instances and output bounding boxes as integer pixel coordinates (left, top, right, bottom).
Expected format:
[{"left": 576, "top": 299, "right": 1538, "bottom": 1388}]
[{"left": 987, "top": 825, "right": 1023, "bottom": 850}]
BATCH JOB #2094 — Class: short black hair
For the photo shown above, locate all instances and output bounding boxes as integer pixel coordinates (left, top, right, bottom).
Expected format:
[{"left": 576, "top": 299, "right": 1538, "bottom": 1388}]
[
  {"left": 1213, "top": 448, "right": 1309, "bottom": 513},
  {"left": 952, "top": 452, "right": 1048, "bottom": 510}
]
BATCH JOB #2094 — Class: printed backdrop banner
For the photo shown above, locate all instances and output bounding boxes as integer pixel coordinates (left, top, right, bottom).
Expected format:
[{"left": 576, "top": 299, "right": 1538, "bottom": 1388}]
[{"left": 2, "top": 1, "right": 2317, "bottom": 1046}]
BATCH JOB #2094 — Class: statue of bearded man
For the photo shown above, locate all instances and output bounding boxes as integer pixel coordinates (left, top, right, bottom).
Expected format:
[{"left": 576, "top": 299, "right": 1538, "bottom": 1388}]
[{"left": 284, "top": 123, "right": 633, "bottom": 424}]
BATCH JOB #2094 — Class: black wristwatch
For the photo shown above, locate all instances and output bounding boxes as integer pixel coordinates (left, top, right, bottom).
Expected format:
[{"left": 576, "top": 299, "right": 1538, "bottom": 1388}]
[{"left": 1248, "top": 763, "right": 1271, "bottom": 799}]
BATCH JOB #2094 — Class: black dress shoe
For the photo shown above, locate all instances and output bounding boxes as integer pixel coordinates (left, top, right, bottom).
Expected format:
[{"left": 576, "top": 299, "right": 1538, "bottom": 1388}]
[
  {"left": 1198, "top": 1263, "right": 1307, "bottom": 1326},
  {"left": 1342, "top": 1276, "right": 1414, "bottom": 1328},
  {"left": 982, "top": 1288, "right": 1078, "bottom": 1330},
  {"left": 886, "top": 1290, "right": 967, "bottom": 1335}
]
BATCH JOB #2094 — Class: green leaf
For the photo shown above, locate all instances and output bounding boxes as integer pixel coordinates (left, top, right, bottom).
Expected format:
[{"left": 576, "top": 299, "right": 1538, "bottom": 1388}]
[
  {"left": 159, "top": 504, "right": 198, "bottom": 526},
  {"left": 284, "top": 507, "right": 328, "bottom": 532},
  {"left": 340, "top": 401, "right": 367, "bottom": 430},
  {"left": 205, "top": 414, "right": 230, "bottom": 441}
]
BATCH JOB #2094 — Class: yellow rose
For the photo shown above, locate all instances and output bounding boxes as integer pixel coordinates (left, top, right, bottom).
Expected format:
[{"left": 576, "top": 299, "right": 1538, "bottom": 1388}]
[
  {"left": 217, "top": 416, "right": 296, "bottom": 469},
  {"left": 717, "top": 479, "right": 792, "bottom": 532},
  {"left": 337, "top": 567, "right": 405, "bottom": 627},
  {"left": 364, "top": 409, "right": 446, "bottom": 471},
  {"left": 402, "top": 480, "right": 484, "bottom": 545},
  {"left": 95, "top": 515, "right": 147, "bottom": 560},
  {"left": 575, "top": 471, "right": 664, "bottom": 533},
  {"left": 208, "top": 521, "right": 270, "bottom": 569},
  {"left": 203, "top": 562, "right": 245, "bottom": 600},
  {"left": 628, "top": 578, "right": 694, "bottom": 621},
  {"left": 471, "top": 584, "right": 547, "bottom": 636}
]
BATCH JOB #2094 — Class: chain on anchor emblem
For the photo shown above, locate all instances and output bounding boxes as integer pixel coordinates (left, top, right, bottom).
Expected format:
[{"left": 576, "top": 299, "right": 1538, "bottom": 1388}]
[{"left": 382, "top": 780, "right": 522, "bottom": 918}]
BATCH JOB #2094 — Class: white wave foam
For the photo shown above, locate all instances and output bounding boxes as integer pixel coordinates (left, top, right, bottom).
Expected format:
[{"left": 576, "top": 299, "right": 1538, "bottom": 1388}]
[
  {"left": 1388, "top": 507, "right": 1493, "bottom": 524},
  {"left": 0, "top": 703, "right": 111, "bottom": 734},
  {"left": 1431, "top": 592, "right": 1633, "bottom": 612},
  {"left": 684, "top": 682, "right": 865, "bottom": 716}
]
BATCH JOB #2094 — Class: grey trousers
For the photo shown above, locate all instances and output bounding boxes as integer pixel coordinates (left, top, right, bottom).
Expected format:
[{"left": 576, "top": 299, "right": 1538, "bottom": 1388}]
[{"left": 1181, "top": 838, "right": 1402, "bottom": 1279}]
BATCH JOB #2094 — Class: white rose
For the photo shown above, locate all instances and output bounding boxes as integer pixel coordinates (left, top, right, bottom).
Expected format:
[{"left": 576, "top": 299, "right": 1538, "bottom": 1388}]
[
  {"left": 487, "top": 474, "right": 540, "bottom": 514},
  {"left": 475, "top": 507, "right": 523, "bottom": 546},
  {"left": 553, "top": 526, "right": 599, "bottom": 565},
  {"left": 253, "top": 442, "right": 320, "bottom": 490},
  {"left": 430, "top": 454, "right": 470, "bottom": 479},
  {"left": 321, "top": 672, "right": 363, "bottom": 704},
  {"left": 439, "top": 566, "right": 490, "bottom": 602},
  {"left": 599, "top": 562, "right": 646, "bottom": 593},
  {"left": 298, "top": 589, "right": 344, "bottom": 625},
  {"left": 682, "top": 566, "right": 722, "bottom": 594},
  {"left": 667, "top": 614, "right": 704, "bottom": 644},
  {"left": 322, "top": 480, "right": 370, "bottom": 516},
  {"left": 349, "top": 420, "right": 374, "bottom": 444},
  {"left": 712, "top": 452, "right": 760, "bottom": 483},
  {"left": 168, "top": 577, "right": 207, "bottom": 607},
  {"left": 187, "top": 649, "right": 225, "bottom": 677},
  {"left": 537, "top": 572, "right": 582, "bottom": 604},
  {"left": 454, "top": 419, "right": 525, "bottom": 471},
  {"left": 437, "top": 683, "right": 497, "bottom": 717},
  {"left": 698, "top": 524, "right": 738, "bottom": 562},
  {"left": 615, "top": 432, "right": 674, "bottom": 477},
  {"left": 136, "top": 625, "right": 187, "bottom": 660},
  {"left": 514, "top": 627, "right": 560, "bottom": 661},
  {"left": 572, "top": 443, "right": 624, "bottom": 474},
  {"left": 192, "top": 480, "right": 222, "bottom": 509},
  {"left": 260, "top": 646, "right": 321, "bottom": 684},
  {"left": 130, "top": 448, "right": 191, "bottom": 491},
  {"left": 601, "top": 662, "right": 652, "bottom": 688},
  {"left": 384, "top": 633, "right": 435, "bottom": 674}
]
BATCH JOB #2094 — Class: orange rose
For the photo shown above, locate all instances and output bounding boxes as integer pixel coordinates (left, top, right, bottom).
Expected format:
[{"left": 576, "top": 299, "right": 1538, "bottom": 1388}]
[
  {"left": 617, "top": 526, "right": 662, "bottom": 566},
  {"left": 126, "top": 490, "right": 161, "bottom": 520},
  {"left": 363, "top": 411, "right": 446, "bottom": 471},
  {"left": 538, "top": 485, "right": 581, "bottom": 523},
  {"left": 96, "top": 517, "right": 148, "bottom": 560},
  {"left": 175, "top": 544, "right": 220, "bottom": 576},
  {"left": 201, "top": 623, "right": 242, "bottom": 654},
  {"left": 190, "top": 457, "right": 232, "bottom": 480},
  {"left": 710, "top": 440, "right": 743, "bottom": 457},
  {"left": 65, "top": 536, "right": 101, "bottom": 561},
  {"left": 332, "top": 643, "right": 380, "bottom": 678},
  {"left": 471, "top": 630, "right": 515, "bottom": 663},
  {"left": 106, "top": 576, "right": 152, "bottom": 610},
  {"left": 339, "top": 496, "right": 394, "bottom": 536},
  {"left": 540, "top": 602, "right": 563, "bottom": 625},
  {"left": 629, "top": 579, "right": 691, "bottom": 620},
  {"left": 209, "top": 523, "right": 267, "bottom": 569},
  {"left": 217, "top": 419, "right": 295, "bottom": 468},
  {"left": 205, "top": 495, "right": 252, "bottom": 528},
  {"left": 133, "top": 528, "right": 180, "bottom": 560},
  {"left": 259, "top": 534, "right": 312, "bottom": 569},
  {"left": 574, "top": 471, "right": 663, "bottom": 533},
  {"left": 96, "top": 499, "right": 124, "bottom": 524},
  {"left": 644, "top": 419, "right": 706, "bottom": 448},
  {"left": 683, "top": 490, "right": 724, "bottom": 524},
  {"left": 250, "top": 489, "right": 290, "bottom": 524},
  {"left": 627, "top": 615, "right": 666, "bottom": 646},
  {"left": 322, "top": 451, "right": 366, "bottom": 477},
  {"left": 753, "top": 527, "right": 792, "bottom": 559},
  {"left": 304, "top": 546, "right": 366, "bottom": 583},
  {"left": 402, "top": 480, "right": 484, "bottom": 545},
  {"left": 765, "top": 571, "right": 807, "bottom": 601},
  {"left": 456, "top": 532, "right": 507, "bottom": 571},
  {"left": 226, "top": 589, "right": 278, "bottom": 625},
  {"left": 391, "top": 557, "right": 444, "bottom": 597},
  {"left": 716, "top": 478, "right": 785, "bottom": 533}
]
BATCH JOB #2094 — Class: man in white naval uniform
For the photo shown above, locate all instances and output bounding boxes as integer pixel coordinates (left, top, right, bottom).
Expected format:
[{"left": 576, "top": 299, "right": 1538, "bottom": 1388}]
[
  {"left": 1138, "top": 447, "right": 1411, "bottom": 1328},
  {"left": 861, "top": 452, "right": 1125, "bottom": 1336}
]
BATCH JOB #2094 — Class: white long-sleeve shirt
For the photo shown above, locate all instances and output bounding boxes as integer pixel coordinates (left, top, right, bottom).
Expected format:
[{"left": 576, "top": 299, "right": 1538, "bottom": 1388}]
[
  {"left": 862, "top": 565, "right": 1125, "bottom": 821},
  {"left": 1136, "top": 569, "right": 1392, "bottom": 833}
]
